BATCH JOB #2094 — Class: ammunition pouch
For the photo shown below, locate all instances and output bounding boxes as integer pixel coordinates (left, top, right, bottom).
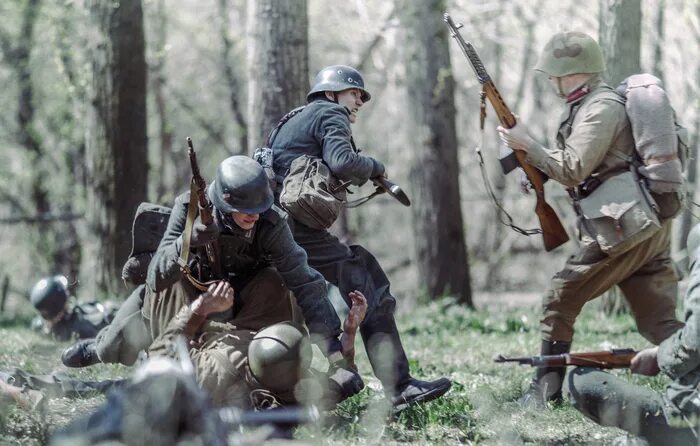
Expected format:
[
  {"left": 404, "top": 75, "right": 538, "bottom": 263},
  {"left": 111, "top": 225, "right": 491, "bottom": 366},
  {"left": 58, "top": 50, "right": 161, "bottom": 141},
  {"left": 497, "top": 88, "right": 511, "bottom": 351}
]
[{"left": 575, "top": 171, "right": 661, "bottom": 256}]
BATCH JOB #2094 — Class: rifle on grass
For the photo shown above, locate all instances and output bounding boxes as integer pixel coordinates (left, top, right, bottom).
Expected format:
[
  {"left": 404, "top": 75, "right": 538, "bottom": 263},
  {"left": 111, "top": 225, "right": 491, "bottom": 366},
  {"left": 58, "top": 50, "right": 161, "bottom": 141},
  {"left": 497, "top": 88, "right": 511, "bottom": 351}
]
[
  {"left": 495, "top": 348, "right": 637, "bottom": 369},
  {"left": 443, "top": 13, "right": 569, "bottom": 252}
]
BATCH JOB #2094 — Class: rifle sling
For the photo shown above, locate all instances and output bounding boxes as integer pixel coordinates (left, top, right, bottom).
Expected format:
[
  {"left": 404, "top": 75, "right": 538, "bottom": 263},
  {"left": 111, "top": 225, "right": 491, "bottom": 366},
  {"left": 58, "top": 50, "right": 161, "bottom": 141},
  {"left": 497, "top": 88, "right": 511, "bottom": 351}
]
[{"left": 178, "top": 180, "right": 216, "bottom": 292}]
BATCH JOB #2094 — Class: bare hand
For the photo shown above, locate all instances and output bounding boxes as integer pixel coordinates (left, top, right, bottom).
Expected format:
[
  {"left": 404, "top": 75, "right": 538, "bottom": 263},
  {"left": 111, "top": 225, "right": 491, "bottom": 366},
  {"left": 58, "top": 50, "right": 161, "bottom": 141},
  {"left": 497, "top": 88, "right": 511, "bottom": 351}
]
[
  {"left": 191, "top": 281, "right": 234, "bottom": 316},
  {"left": 497, "top": 122, "right": 535, "bottom": 153},
  {"left": 630, "top": 347, "right": 660, "bottom": 376},
  {"left": 343, "top": 291, "right": 367, "bottom": 334}
]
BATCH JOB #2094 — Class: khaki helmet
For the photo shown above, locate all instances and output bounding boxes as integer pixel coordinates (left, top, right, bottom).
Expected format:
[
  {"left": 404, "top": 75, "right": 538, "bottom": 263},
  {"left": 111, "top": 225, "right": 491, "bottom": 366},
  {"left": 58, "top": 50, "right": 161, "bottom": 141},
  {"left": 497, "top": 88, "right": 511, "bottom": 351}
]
[
  {"left": 248, "top": 321, "right": 312, "bottom": 393},
  {"left": 687, "top": 223, "right": 700, "bottom": 268},
  {"left": 534, "top": 31, "right": 605, "bottom": 77}
]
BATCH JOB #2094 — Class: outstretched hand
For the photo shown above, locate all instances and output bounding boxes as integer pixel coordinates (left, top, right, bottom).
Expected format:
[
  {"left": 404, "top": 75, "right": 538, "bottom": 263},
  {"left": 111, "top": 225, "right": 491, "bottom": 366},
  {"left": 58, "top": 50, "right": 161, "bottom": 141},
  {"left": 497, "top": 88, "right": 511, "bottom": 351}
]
[
  {"left": 341, "top": 291, "right": 367, "bottom": 368},
  {"left": 343, "top": 291, "right": 368, "bottom": 334},
  {"left": 191, "top": 280, "right": 234, "bottom": 317}
]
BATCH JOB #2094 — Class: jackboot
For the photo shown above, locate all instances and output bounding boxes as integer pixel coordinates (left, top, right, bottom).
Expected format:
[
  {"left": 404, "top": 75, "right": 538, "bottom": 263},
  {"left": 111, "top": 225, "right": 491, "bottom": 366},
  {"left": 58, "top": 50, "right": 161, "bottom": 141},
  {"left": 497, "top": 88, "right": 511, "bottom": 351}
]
[
  {"left": 61, "top": 338, "right": 100, "bottom": 368},
  {"left": 520, "top": 339, "right": 571, "bottom": 407},
  {"left": 361, "top": 315, "right": 451, "bottom": 411}
]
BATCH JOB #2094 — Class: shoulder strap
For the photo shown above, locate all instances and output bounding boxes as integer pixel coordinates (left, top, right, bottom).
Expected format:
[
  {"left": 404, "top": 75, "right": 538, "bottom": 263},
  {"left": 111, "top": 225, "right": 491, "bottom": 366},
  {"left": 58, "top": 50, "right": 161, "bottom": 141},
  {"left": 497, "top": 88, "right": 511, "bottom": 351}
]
[{"left": 266, "top": 105, "right": 306, "bottom": 146}]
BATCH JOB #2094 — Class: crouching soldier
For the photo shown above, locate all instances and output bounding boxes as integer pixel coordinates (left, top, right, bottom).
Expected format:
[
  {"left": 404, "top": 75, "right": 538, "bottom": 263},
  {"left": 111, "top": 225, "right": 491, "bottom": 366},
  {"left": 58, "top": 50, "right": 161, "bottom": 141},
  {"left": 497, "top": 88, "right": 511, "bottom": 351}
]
[
  {"left": 565, "top": 224, "right": 700, "bottom": 445},
  {"left": 144, "top": 155, "right": 363, "bottom": 405},
  {"left": 30, "top": 275, "right": 117, "bottom": 341}
]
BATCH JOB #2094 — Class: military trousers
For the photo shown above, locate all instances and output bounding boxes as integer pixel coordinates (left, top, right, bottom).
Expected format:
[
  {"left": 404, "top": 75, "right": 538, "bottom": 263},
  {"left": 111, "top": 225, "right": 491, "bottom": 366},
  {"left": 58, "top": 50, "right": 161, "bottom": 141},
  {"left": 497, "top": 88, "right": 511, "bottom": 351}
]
[
  {"left": 566, "top": 367, "right": 697, "bottom": 445},
  {"left": 291, "top": 221, "right": 411, "bottom": 393},
  {"left": 95, "top": 284, "right": 151, "bottom": 366},
  {"left": 145, "top": 267, "right": 297, "bottom": 407},
  {"left": 542, "top": 220, "right": 683, "bottom": 343}
]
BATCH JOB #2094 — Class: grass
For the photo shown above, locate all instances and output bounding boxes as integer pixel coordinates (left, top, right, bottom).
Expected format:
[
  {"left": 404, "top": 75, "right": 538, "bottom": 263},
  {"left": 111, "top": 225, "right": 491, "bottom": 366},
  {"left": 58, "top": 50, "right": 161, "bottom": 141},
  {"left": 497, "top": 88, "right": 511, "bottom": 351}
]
[{"left": 0, "top": 297, "right": 665, "bottom": 445}]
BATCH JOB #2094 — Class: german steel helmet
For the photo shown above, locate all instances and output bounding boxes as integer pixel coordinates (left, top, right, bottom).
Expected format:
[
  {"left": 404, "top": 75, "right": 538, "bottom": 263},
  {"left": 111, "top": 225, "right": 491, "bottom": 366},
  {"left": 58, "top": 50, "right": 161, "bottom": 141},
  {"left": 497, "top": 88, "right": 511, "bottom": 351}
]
[
  {"left": 207, "top": 156, "right": 273, "bottom": 214},
  {"left": 30, "top": 275, "right": 70, "bottom": 318},
  {"left": 307, "top": 65, "right": 371, "bottom": 102},
  {"left": 248, "top": 321, "right": 312, "bottom": 392},
  {"left": 534, "top": 31, "right": 605, "bottom": 77}
]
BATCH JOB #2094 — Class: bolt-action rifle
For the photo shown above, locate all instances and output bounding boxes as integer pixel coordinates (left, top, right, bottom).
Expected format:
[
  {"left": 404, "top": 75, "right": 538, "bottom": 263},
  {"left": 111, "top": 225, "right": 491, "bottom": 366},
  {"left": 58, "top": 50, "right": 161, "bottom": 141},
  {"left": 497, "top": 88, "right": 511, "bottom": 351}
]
[
  {"left": 444, "top": 13, "right": 569, "bottom": 252},
  {"left": 186, "top": 137, "right": 221, "bottom": 279},
  {"left": 495, "top": 348, "right": 637, "bottom": 369}
]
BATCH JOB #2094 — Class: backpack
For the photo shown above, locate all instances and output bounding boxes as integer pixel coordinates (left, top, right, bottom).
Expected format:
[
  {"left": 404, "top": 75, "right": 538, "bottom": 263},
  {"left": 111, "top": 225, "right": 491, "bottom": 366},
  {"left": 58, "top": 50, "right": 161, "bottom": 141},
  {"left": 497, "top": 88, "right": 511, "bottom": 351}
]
[
  {"left": 121, "top": 202, "right": 172, "bottom": 285},
  {"left": 615, "top": 74, "right": 689, "bottom": 218}
]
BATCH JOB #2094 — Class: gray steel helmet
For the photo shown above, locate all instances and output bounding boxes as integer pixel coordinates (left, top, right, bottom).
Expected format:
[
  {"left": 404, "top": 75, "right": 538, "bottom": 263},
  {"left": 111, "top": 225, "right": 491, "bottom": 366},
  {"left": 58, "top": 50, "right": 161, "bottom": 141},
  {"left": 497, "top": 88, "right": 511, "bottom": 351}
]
[
  {"left": 307, "top": 65, "right": 371, "bottom": 102},
  {"left": 534, "top": 31, "right": 605, "bottom": 77},
  {"left": 687, "top": 224, "right": 700, "bottom": 268},
  {"left": 248, "top": 321, "right": 312, "bottom": 393},
  {"left": 30, "top": 275, "right": 69, "bottom": 319},
  {"left": 207, "top": 156, "right": 273, "bottom": 215}
]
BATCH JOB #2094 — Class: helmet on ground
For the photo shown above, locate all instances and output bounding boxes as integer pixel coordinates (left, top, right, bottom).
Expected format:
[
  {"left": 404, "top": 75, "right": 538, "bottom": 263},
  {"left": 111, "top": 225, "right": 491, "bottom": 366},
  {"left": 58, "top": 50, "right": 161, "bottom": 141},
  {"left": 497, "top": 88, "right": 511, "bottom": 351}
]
[
  {"left": 30, "top": 275, "right": 69, "bottom": 319},
  {"left": 534, "top": 31, "right": 605, "bottom": 77},
  {"left": 248, "top": 321, "right": 312, "bottom": 393},
  {"left": 307, "top": 65, "right": 371, "bottom": 102},
  {"left": 207, "top": 156, "right": 273, "bottom": 215},
  {"left": 687, "top": 224, "right": 700, "bottom": 269}
]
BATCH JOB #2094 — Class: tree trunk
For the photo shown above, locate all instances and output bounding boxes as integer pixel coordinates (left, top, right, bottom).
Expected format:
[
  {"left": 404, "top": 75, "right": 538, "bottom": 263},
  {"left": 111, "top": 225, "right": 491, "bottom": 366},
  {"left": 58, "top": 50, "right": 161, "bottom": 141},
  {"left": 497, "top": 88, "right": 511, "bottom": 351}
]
[
  {"left": 86, "top": 0, "right": 148, "bottom": 298},
  {"left": 219, "top": 0, "right": 248, "bottom": 155},
  {"left": 598, "top": 0, "right": 641, "bottom": 314},
  {"left": 398, "top": 0, "right": 472, "bottom": 305},
  {"left": 246, "top": 0, "right": 308, "bottom": 150},
  {"left": 598, "top": 0, "right": 642, "bottom": 86}
]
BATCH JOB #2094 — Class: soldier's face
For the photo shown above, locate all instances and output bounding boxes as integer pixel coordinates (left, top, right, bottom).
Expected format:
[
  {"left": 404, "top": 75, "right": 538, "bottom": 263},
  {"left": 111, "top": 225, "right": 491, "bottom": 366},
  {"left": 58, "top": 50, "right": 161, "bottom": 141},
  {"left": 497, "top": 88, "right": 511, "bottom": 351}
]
[
  {"left": 230, "top": 211, "right": 259, "bottom": 230},
  {"left": 334, "top": 88, "right": 364, "bottom": 123}
]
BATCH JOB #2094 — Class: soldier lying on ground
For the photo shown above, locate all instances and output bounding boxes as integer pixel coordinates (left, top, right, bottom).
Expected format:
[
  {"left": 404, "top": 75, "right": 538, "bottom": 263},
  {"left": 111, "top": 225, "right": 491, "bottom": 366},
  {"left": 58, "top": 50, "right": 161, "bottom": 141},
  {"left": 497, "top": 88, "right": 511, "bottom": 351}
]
[
  {"left": 29, "top": 275, "right": 117, "bottom": 342},
  {"left": 565, "top": 223, "right": 700, "bottom": 445},
  {"left": 148, "top": 279, "right": 368, "bottom": 408}
]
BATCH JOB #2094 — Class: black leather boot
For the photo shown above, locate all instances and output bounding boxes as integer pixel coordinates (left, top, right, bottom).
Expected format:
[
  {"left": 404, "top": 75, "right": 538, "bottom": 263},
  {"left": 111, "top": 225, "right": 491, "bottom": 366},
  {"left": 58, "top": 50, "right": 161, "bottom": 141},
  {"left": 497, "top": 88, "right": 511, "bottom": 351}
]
[
  {"left": 61, "top": 338, "right": 100, "bottom": 368},
  {"left": 520, "top": 340, "right": 571, "bottom": 407},
  {"left": 361, "top": 316, "right": 451, "bottom": 411}
]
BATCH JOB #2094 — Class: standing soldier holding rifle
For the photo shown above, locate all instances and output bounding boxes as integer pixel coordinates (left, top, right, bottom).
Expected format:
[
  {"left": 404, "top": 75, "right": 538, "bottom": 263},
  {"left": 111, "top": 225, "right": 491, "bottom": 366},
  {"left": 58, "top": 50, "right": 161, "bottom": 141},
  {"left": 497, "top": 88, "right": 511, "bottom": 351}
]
[{"left": 490, "top": 31, "right": 684, "bottom": 404}]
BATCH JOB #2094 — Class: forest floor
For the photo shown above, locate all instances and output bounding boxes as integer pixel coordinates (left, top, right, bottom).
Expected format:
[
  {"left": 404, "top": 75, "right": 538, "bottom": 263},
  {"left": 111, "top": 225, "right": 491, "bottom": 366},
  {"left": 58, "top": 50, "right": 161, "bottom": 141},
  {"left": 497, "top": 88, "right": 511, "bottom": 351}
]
[{"left": 0, "top": 295, "right": 666, "bottom": 445}]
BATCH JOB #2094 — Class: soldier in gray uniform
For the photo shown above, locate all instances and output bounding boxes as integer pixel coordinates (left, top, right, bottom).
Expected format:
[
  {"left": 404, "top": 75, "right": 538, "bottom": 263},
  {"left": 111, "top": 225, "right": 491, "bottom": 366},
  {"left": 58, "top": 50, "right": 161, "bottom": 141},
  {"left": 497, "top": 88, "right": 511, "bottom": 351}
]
[
  {"left": 144, "top": 155, "right": 363, "bottom": 406},
  {"left": 271, "top": 65, "right": 452, "bottom": 410},
  {"left": 497, "top": 32, "right": 684, "bottom": 403},
  {"left": 30, "top": 275, "right": 116, "bottom": 342},
  {"left": 565, "top": 224, "right": 700, "bottom": 445}
]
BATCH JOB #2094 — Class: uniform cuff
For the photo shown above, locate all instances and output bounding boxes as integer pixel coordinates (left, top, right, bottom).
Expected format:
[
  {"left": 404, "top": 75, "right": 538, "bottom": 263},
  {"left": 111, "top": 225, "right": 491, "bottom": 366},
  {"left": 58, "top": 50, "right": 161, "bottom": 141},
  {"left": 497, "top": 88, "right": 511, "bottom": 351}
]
[{"left": 524, "top": 144, "right": 549, "bottom": 170}]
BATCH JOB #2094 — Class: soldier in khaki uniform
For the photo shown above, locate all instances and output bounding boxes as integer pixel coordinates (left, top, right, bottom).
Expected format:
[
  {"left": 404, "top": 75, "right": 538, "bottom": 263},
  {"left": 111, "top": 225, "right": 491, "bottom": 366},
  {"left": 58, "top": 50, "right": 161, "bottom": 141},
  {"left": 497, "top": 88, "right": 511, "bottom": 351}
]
[
  {"left": 565, "top": 224, "right": 700, "bottom": 445},
  {"left": 498, "top": 31, "right": 684, "bottom": 403}
]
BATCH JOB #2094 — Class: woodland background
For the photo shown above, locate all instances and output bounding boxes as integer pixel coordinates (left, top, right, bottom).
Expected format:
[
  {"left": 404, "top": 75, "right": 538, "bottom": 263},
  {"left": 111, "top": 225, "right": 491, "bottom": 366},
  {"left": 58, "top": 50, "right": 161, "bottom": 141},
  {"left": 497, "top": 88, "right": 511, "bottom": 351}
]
[
  {"left": 1, "top": 0, "right": 699, "bottom": 445},
  {"left": 0, "top": 0, "right": 697, "bottom": 313}
]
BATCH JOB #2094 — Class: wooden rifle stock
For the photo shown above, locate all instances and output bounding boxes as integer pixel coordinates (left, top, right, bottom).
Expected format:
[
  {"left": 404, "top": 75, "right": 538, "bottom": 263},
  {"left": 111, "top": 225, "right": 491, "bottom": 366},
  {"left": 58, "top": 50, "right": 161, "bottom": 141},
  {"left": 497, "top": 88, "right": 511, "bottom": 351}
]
[
  {"left": 495, "top": 348, "right": 637, "bottom": 369},
  {"left": 186, "top": 137, "right": 219, "bottom": 276},
  {"left": 444, "top": 14, "right": 569, "bottom": 251}
]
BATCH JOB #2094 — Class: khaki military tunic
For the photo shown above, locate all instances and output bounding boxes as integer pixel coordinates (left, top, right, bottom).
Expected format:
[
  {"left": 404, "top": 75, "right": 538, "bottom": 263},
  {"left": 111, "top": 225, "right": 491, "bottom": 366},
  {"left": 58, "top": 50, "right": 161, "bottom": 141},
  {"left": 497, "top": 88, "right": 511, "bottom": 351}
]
[{"left": 525, "top": 79, "right": 683, "bottom": 343}]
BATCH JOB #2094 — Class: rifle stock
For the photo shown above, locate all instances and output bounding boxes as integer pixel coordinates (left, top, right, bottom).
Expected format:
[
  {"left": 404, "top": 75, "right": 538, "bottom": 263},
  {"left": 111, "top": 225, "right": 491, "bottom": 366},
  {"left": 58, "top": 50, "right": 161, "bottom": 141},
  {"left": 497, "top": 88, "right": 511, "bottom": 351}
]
[
  {"left": 444, "top": 14, "right": 569, "bottom": 252},
  {"left": 186, "top": 137, "right": 219, "bottom": 276},
  {"left": 495, "top": 348, "right": 637, "bottom": 369}
]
